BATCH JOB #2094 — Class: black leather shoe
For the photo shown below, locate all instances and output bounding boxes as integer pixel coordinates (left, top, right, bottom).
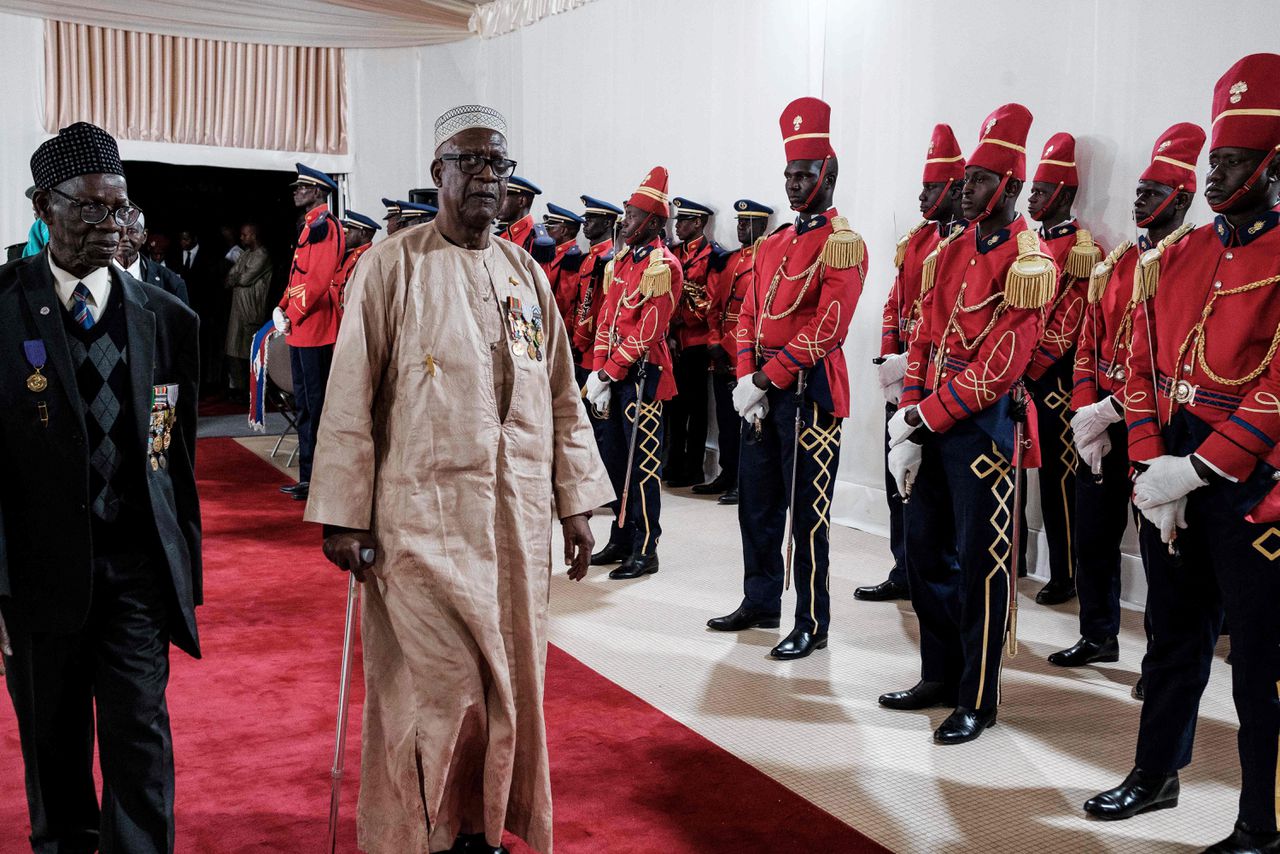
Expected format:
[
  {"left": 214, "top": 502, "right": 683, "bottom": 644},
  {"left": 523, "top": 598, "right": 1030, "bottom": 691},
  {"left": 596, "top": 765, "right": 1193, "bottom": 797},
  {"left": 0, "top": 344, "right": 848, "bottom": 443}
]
[
  {"left": 933, "top": 707, "right": 997, "bottom": 744},
  {"left": 692, "top": 476, "right": 730, "bottom": 495},
  {"left": 279, "top": 482, "right": 305, "bottom": 495},
  {"left": 855, "top": 578, "right": 910, "bottom": 602},
  {"left": 878, "top": 680, "right": 954, "bottom": 710},
  {"left": 1202, "top": 819, "right": 1280, "bottom": 853},
  {"left": 290, "top": 482, "right": 309, "bottom": 501},
  {"left": 717, "top": 488, "right": 739, "bottom": 505},
  {"left": 1083, "top": 767, "right": 1179, "bottom": 820},
  {"left": 609, "top": 553, "right": 658, "bottom": 579},
  {"left": 769, "top": 627, "right": 827, "bottom": 660},
  {"left": 1048, "top": 636, "right": 1120, "bottom": 667},
  {"left": 1132, "top": 677, "right": 1145, "bottom": 701},
  {"left": 454, "top": 833, "right": 509, "bottom": 854},
  {"left": 706, "top": 606, "right": 781, "bottom": 631},
  {"left": 1035, "top": 578, "right": 1077, "bottom": 605},
  {"left": 589, "top": 541, "right": 631, "bottom": 566}
]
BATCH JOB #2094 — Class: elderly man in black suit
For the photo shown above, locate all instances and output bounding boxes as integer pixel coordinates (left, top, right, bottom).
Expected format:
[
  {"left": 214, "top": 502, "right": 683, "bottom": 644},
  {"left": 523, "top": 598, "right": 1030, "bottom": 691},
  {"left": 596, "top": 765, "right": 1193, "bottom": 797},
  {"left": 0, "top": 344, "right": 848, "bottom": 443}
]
[
  {"left": 0, "top": 122, "right": 202, "bottom": 854},
  {"left": 114, "top": 210, "right": 190, "bottom": 306}
]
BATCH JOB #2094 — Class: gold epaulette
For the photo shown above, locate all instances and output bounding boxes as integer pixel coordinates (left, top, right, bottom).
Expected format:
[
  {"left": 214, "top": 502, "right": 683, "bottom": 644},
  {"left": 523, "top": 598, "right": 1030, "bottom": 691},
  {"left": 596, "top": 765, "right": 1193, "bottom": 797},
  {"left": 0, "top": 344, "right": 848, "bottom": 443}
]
[
  {"left": 1087, "top": 240, "right": 1133, "bottom": 304},
  {"left": 639, "top": 248, "right": 672, "bottom": 298},
  {"left": 1004, "top": 230, "right": 1057, "bottom": 309},
  {"left": 1132, "top": 222, "right": 1195, "bottom": 303},
  {"left": 601, "top": 258, "right": 616, "bottom": 295},
  {"left": 822, "top": 216, "right": 865, "bottom": 270},
  {"left": 919, "top": 223, "right": 964, "bottom": 297},
  {"left": 752, "top": 234, "right": 767, "bottom": 252},
  {"left": 893, "top": 219, "right": 929, "bottom": 269},
  {"left": 1065, "top": 229, "right": 1104, "bottom": 279}
]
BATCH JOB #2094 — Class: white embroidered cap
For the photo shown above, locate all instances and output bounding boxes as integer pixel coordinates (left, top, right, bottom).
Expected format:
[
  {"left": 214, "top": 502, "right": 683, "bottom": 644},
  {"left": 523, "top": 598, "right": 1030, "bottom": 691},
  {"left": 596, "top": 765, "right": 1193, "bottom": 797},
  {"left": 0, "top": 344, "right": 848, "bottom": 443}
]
[{"left": 433, "top": 105, "right": 508, "bottom": 150}]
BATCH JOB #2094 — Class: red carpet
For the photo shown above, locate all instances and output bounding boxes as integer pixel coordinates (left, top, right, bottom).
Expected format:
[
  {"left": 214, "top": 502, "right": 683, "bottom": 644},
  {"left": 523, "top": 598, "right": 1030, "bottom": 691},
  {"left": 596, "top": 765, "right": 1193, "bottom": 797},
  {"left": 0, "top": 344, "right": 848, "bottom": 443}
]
[{"left": 0, "top": 438, "right": 886, "bottom": 853}]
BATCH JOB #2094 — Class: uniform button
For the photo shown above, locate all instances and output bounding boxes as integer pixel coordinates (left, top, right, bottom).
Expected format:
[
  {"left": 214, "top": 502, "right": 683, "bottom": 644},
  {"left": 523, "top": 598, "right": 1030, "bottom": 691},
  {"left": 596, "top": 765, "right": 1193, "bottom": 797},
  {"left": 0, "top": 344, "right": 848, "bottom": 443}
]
[
  {"left": 1226, "top": 252, "right": 1234, "bottom": 260},
  {"left": 939, "top": 371, "right": 946, "bottom": 380},
  {"left": 970, "top": 259, "right": 976, "bottom": 266},
  {"left": 791, "top": 239, "right": 797, "bottom": 245},
  {"left": 1213, "top": 281, "right": 1222, "bottom": 289},
  {"left": 1183, "top": 364, "right": 1192, "bottom": 374}
]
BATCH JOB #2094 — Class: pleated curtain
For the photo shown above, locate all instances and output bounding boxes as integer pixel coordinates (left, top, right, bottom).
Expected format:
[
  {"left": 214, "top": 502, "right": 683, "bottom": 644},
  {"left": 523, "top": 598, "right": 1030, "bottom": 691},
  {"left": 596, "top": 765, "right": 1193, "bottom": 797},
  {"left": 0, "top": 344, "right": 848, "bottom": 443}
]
[{"left": 43, "top": 20, "right": 347, "bottom": 154}]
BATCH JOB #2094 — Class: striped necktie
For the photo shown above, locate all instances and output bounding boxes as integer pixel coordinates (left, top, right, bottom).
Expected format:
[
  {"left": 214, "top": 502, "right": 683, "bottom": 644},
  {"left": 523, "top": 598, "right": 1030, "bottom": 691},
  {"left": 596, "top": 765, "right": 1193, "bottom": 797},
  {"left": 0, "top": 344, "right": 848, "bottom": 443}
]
[{"left": 71, "top": 282, "right": 95, "bottom": 330}]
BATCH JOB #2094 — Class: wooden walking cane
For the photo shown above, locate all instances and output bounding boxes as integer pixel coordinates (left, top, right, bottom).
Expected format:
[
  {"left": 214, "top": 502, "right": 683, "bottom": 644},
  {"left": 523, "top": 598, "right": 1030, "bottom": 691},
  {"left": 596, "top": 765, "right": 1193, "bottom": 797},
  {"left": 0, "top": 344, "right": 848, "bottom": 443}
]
[{"left": 327, "top": 547, "right": 374, "bottom": 854}]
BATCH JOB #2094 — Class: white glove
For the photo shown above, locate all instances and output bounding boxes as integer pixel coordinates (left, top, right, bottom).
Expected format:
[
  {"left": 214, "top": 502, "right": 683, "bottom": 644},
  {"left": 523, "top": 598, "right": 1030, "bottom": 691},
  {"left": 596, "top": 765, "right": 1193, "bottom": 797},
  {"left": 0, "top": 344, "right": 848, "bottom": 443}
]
[
  {"left": 1133, "top": 455, "right": 1208, "bottom": 510},
  {"left": 1071, "top": 398, "right": 1124, "bottom": 449},
  {"left": 732, "top": 377, "right": 768, "bottom": 417},
  {"left": 1076, "top": 430, "right": 1112, "bottom": 477},
  {"left": 743, "top": 399, "right": 770, "bottom": 425},
  {"left": 585, "top": 371, "right": 612, "bottom": 411},
  {"left": 877, "top": 354, "right": 908, "bottom": 404},
  {"left": 887, "top": 405, "right": 920, "bottom": 449},
  {"left": 272, "top": 306, "right": 290, "bottom": 334},
  {"left": 0, "top": 610, "right": 10, "bottom": 660},
  {"left": 1138, "top": 496, "right": 1188, "bottom": 544},
  {"left": 888, "top": 439, "right": 924, "bottom": 498}
]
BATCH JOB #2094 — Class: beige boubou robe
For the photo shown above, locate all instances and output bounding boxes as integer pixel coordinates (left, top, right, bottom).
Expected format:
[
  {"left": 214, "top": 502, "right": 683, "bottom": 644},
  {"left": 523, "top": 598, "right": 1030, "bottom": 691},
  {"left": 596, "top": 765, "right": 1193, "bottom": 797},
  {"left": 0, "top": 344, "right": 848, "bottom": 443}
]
[{"left": 304, "top": 221, "right": 613, "bottom": 854}]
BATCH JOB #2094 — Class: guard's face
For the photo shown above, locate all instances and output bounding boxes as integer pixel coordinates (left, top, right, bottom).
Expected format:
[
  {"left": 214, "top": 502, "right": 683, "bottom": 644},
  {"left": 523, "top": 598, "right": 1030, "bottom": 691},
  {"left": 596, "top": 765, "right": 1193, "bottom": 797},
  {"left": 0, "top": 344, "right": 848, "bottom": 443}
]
[
  {"left": 498, "top": 190, "right": 530, "bottom": 223},
  {"left": 1026, "top": 181, "right": 1062, "bottom": 220},
  {"left": 1205, "top": 146, "right": 1269, "bottom": 211},
  {"left": 433, "top": 128, "right": 510, "bottom": 229},
  {"left": 736, "top": 217, "right": 757, "bottom": 246},
  {"left": 35, "top": 174, "right": 129, "bottom": 272},
  {"left": 620, "top": 204, "right": 656, "bottom": 245},
  {"left": 960, "top": 166, "right": 1003, "bottom": 221},
  {"left": 1133, "top": 180, "right": 1176, "bottom": 225},
  {"left": 919, "top": 181, "right": 948, "bottom": 217},
  {"left": 292, "top": 184, "right": 322, "bottom": 210},
  {"left": 675, "top": 215, "right": 704, "bottom": 243},
  {"left": 582, "top": 213, "right": 613, "bottom": 242},
  {"left": 784, "top": 159, "right": 824, "bottom": 210}
]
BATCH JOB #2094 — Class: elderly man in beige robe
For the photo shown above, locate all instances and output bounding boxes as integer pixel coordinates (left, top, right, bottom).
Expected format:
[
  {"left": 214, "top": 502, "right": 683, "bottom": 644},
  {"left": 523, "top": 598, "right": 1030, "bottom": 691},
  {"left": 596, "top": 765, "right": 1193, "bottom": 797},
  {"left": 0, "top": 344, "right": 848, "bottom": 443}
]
[{"left": 303, "top": 105, "right": 613, "bottom": 854}]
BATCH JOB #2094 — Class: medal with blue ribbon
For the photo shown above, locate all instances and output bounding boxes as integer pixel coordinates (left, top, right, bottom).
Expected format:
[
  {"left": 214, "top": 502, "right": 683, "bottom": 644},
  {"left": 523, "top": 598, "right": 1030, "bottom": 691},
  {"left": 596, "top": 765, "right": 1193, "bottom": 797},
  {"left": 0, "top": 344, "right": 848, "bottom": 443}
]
[{"left": 23, "top": 340, "right": 48, "bottom": 392}]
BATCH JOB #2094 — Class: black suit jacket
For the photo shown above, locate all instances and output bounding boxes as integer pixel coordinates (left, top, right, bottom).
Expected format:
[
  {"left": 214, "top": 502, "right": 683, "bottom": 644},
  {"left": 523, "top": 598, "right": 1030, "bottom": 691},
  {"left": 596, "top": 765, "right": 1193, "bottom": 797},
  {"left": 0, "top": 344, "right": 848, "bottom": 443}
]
[
  {"left": 0, "top": 252, "right": 203, "bottom": 655},
  {"left": 138, "top": 256, "right": 190, "bottom": 307}
]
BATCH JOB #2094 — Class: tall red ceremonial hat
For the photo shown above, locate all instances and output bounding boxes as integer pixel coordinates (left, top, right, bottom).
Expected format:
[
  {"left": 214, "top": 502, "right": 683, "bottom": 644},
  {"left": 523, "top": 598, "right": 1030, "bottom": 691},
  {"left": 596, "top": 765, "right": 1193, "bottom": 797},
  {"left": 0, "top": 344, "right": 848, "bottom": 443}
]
[
  {"left": 968, "top": 103, "right": 1034, "bottom": 180},
  {"left": 1032, "top": 132, "right": 1079, "bottom": 186},
  {"left": 780, "top": 97, "right": 836, "bottom": 161},
  {"left": 1212, "top": 53, "right": 1280, "bottom": 151},
  {"left": 922, "top": 124, "right": 964, "bottom": 183},
  {"left": 1140, "top": 122, "right": 1206, "bottom": 192},
  {"left": 626, "top": 166, "right": 670, "bottom": 217}
]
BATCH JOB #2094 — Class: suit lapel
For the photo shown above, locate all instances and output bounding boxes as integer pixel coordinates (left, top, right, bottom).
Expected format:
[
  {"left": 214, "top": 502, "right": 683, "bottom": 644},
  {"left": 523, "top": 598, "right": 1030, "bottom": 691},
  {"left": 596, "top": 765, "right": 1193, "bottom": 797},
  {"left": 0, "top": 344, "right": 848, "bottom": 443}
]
[
  {"left": 18, "top": 254, "right": 80, "bottom": 418},
  {"left": 119, "top": 269, "right": 156, "bottom": 450}
]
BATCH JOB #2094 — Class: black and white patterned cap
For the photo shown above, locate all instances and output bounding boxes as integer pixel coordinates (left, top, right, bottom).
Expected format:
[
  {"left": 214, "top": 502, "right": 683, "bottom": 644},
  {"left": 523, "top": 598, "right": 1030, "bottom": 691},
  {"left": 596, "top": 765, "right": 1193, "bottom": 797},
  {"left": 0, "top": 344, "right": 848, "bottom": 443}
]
[
  {"left": 433, "top": 105, "right": 507, "bottom": 150},
  {"left": 30, "top": 122, "right": 124, "bottom": 189}
]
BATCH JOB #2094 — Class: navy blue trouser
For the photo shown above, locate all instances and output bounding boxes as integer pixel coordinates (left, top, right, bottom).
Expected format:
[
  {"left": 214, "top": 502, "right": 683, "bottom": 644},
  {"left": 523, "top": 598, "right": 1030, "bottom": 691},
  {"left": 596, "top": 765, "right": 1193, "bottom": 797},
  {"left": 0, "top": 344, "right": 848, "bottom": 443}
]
[
  {"left": 883, "top": 403, "right": 908, "bottom": 586},
  {"left": 666, "top": 344, "right": 710, "bottom": 482},
  {"left": 1027, "top": 356, "right": 1078, "bottom": 585},
  {"left": 289, "top": 343, "right": 333, "bottom": 484},
  {"left": 594, "top": 364, "right": 664, "bottom": 556},
  {"left": 1073, "top": 416, "right": 1132, "bottom": 640},
  {"left": 4, "top": 554, "right": 175, "bottom": 854},
  {"left": 1134, "top": 411, "right": 1280, "bottom": 832},
  {"left": 711, "top": 373, "right": 741, "bottom": 486},
  {"left": 738, "top": 385, "right": 841, "bottom": 633},
  {"left": 905, "top": 419, "right": 1011, "bottom": 711}
]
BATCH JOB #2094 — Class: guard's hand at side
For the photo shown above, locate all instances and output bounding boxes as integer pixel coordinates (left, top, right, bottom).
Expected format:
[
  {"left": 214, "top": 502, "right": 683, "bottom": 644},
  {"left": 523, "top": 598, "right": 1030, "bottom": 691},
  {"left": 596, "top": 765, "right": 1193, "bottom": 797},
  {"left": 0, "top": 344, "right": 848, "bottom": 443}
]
[
  {"left": 877, "top": 353, "right": 908, "bottom": 405},
  {"left": 888, "top": 440, "right": 923, "bottom": 498},
  {"left": 1070, "top": 397, "right": 1124, "bottom": 448},
  {"left": 887, "top": 405, "right": 922, "bottom": 449},
  {"left": 561, "top": 513, "right": 595, "bottom": 581},
  {"left": 1138, "top": 497, "right": 1188, "bottom": 544},
  {"left": 585, "top": 371, "right": 611, "bottom": 411},
  {"left": 1133, "top": 455, "right": 1207, "bottom": 509},
  {"left": 1076, "top": 430, "right": 1112, "bottom": 477},
  {"left": 323, "top": 530, "right": 378, "bottom": 583},
  {"left": 732, "top": 378, "right": 767, "bottom": 416},
  {"left": 272, "top": 306, "right": 291, "bottom": 334}
]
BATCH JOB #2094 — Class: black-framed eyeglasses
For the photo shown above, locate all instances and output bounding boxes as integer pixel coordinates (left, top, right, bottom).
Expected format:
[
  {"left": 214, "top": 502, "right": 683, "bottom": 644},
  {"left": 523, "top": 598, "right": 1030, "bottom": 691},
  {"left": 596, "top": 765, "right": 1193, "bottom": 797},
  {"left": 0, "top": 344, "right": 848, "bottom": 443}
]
[
  {"left": 439, "top": 154, "right": 518, "bottom": 178},
  {"left": 47, "top": 186, "right": 142, "bottom": 227}
]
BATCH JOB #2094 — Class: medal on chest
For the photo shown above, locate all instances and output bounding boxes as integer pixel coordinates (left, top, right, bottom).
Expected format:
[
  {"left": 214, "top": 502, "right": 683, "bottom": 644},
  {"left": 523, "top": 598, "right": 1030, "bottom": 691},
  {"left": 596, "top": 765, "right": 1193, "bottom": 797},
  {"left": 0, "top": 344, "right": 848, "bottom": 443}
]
[
  {"left": 23, "top": 339, "right": 48, "bottom": 392},
  {"left": 148, "top": 384, "right": 179, "bottom": 470}
]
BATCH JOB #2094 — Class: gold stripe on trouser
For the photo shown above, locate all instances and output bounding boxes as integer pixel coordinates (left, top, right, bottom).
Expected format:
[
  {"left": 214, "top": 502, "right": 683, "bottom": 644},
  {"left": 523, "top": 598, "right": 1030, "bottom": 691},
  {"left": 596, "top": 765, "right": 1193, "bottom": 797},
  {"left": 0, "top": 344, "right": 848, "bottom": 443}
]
[
  {"left": 969, "top": 443, "right": 1014, "bottom": 708},
  {"left": 627, "top": 399, "right": 663, "bottom": 554},
  {"left": 799, "top": 403, "right": 841, "bottom": 631},
  {"left": 1044, "top": 378, "right": 1077, "bottom": 576}
]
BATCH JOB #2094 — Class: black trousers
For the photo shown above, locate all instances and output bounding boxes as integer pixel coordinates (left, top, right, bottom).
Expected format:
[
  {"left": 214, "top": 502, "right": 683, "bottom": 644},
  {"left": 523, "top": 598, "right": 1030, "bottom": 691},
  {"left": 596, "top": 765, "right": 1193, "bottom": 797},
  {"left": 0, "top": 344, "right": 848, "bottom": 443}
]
[
  {"left": 738, "top": 387, "right": 842, "bottom": 633},
  {"left": 905, "top": 420, "right": 1010, "bottom": 711},
  {"left": 1134, "top": 412, "right": 1280, "bottom": 832},
  {"left": 710, "top": 372, "right": 741, "bottom": 486},
  {"left": 1027, "top": 357, "right": 1078, "bottom": 585},
  {"left": 1073, "top": 417, "right": 1132, "bottom": 641},
  {"left": 665, "top": 344, "right": 710, "bottom": 482},
  {"left": 882, "top": 403, "right": 908, "bottom": 586},
  {"left": 594, "top": 365, "right": 664, "bottom": 556},
  {"left": 289, "top": 343, "right": 333, "bottom": 483},
  {"left": 4, "top": 554, "right": 175, "bottom": 854}
]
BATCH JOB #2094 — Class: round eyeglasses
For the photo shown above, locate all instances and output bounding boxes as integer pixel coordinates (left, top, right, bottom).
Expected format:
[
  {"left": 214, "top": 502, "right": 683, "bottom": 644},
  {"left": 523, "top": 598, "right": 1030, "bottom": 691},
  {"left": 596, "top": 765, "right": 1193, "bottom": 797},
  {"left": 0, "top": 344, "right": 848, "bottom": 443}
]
[{"left": 48, "top": 187, "right": 142, "bottom": 227}]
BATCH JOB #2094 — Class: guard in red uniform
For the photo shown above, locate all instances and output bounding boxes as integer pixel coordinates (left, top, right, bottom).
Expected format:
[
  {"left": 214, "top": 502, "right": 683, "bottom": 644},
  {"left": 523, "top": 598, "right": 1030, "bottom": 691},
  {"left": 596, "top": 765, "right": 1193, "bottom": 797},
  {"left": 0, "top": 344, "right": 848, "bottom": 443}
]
[
  {"left": 571, "top": 195, "right": 620, "bottom": 388},
  {"left": 667, "top": 197, "right": 729, "bottom": 487},
  {"left": 1053, "top": 123, "right": 1204, "bottom": 674},
  {"left": 693, "top": 199, "right": 774, "bottom": 505},
  {"left": 395, "top": 200, "right": 437, "bottom": 231},
  {"left": 381, "top": 198, "right": 403, "bottom": 235},
  {"left": 706, "top": 97, "right": 867, "bottom": 661},
  {"left": 272, "top": 163, "right": 345, "bottom": 500},
  {"left": 881, "top": 104, "right": 1054, "bottom": 744},
  {"left": 1084, "top": 56, "right": 1280, "bottom": 853},
  {"left": 1023, "top": 132, "right": 1105, "bottom": 605},
  {"left": 333, "top": 209, "right": 380, "bottom": 315},
  {"left": 860, "top": 123, "right": 966, "bottom": 604},
  {"left": 584, "top": 167, "right": 684, "bottom": 579},
  {"left": 497, "top": 175, "right": 556, "bottom": 263},
  {"left": 541, "top": 202, "right": 585, "bottom": 328}
]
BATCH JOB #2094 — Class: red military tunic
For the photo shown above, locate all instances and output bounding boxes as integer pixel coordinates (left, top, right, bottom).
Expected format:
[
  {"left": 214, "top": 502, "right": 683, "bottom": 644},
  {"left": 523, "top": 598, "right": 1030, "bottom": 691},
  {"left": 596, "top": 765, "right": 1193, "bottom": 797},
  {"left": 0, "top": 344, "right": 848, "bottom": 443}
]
[
  {"left": 541, "top": 240, "right": 584, "bottom": 327},
  {"left": 1073, "top": 236, "right": 1158, "bottom": 409},
  {"left": 900, "top": 219, "right": 1051, "bottom": 463},
  {"left": 1125, "top": 210, "right": 1280, "bottom": 520},
  {"left": 592, "top": 238, "right": 684, "bottom": 400},
  {"left": 672, "top": 236, "right": 720, "bottom": 349},
  {"left": 279, "top": 204, "right": 345, "bottom": 347},
  {"left": 571, "top": 239, "right": 616, "bottom": 369},
  {"left": 498, "top": 213, "right": 538, "bottom": 252},
  {"left": 332, "top": 241, "right": 374, "bottom": 319},
  {"left": 734, "top": 207, "right": 867, "bottom": 419},
  {"left": 707, "top": 241, "right": 757, "bottom": 349},
  {"left": 882, "top": 220, "right": 945, "bottom": 357},
  {"left": 1027, "top": 221, "right": 1103, "bottom": 380}
]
